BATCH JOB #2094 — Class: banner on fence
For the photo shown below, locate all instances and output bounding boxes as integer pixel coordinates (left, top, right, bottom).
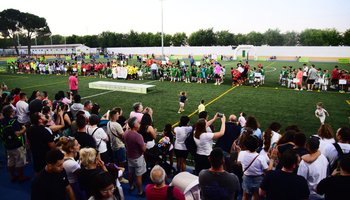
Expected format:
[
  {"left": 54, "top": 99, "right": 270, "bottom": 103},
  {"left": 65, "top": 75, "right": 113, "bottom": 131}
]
[
  {"left": 194, "top": 56, "right": 201, "bottom": 60},
  {"left": 66, "top": 56, "right": 71, "bottom": 60},
  {"left": 258, "top": 57, "right": 267, "bottom": 61},
  {"left": 170, "top": 56, "right": 183, "bottom": 60},
  {"left": 338, "top": 58, "right": 349, "bottom": 63},
  {"left": 299, "top": 58, "right": 309, "bottom": 62}
]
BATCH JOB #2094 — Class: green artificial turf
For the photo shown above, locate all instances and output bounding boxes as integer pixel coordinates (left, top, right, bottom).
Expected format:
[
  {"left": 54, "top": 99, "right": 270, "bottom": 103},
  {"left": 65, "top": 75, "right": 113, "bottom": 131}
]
[{"left": 1, "top": 59, "right": 349, "bottom": 138}]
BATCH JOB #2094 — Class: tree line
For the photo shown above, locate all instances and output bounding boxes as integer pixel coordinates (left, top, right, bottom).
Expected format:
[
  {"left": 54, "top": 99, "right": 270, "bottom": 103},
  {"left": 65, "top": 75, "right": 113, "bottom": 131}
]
[{"left": 1, "top": 9, "right": 350, "bottom": 56}]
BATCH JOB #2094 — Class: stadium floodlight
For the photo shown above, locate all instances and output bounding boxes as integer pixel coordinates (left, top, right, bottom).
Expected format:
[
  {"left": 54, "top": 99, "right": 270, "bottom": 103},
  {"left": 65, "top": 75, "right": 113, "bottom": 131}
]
[{"left": 160, "top": 0, "right": 164, "bottom": 59}]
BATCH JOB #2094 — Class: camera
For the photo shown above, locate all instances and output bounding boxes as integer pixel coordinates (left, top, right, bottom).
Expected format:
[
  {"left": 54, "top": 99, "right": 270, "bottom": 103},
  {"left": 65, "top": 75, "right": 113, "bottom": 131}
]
[
  {"left": 217, "top": 113, "right": 223, "bottom": 118},
  {"left": 67, "top": 91, "right": 72, "bottom": 96}
]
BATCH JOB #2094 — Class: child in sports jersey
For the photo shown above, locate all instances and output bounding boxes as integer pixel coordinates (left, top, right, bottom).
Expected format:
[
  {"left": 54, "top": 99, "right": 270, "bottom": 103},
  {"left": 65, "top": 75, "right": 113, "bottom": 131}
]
[
  {"left": 280, "top": 66, "right": 287, "bottom": 86},
  {"left": 137, "top": 65, "right": 144, "bottom": 80},
  {"left": 248, "top": 69, "right": 255, "bottom": 87},
  {"left": 178, "top": 91, "right": 187, "bottom": 113},
  {"left": 338, "top": 70, "right": 347, "bottom": 93},
  {"left": 197, "top": 66, "right": 202, "bottom": 83},
  {"left": 260, "top": 66, "right": 265, "bottom": 84},
  {"left": 322, "top": 69, "right": 330, "bottom": 92},
  {"left": 170, "top": 65, "right": 177, "bottom": 82},
  {"left": 287, "top": 69, "right": 294, "bottom": 88},
  {"left": 315, "top": 68, "right": 322, "bottom": 91},
  {"left": 253, "top": 67, "right": 261, "bottom": 87},
  {"left": 158, "top": 65, "right": 164, "bottom": 82},
  {"left": 191, "top": 65, "right": 197, "bottom": 82},
  {"left": 315, "top": 102, "right": 329, "bottom": 124},
  {"left": 185, "top": 66, "right": 191, "bottom": 83},
  {"left": 231, "top": 67, "right": 237, "bottom": 86},
  {"left": 201, "top": 65, "right": 206, "bottom": 83}
]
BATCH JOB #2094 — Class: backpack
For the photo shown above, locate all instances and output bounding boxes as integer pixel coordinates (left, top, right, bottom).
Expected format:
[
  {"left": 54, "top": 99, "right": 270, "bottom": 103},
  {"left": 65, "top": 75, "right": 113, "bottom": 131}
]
[
  {"left": 0, "top": 119, "right": 23, "bottom": 148},
  {"left": 185, "top": 131, "right": 197, "bottom": 156},
  {"left": 167, "top": 186, "right": 180, "bottom": 200},
  {"left": 329, "top": 143, "right": 344, "bottom": 174}
]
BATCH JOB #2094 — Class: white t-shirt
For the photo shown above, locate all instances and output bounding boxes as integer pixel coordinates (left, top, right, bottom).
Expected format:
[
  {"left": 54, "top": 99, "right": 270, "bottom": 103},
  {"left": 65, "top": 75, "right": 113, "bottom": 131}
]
[
  {"left": 313, "top": 135, "right": 335, "bottom": 153},
  {"left": 322, "top": 142, "right": 350, "bottom": 166},
  {"left": 194, "top": 132, "right": 214, "bottom": 156},
  {"left": 238, "top": 116, "right": 246, "bottom": 127},
  {"left": 297, "top": 154, "right": 328, "bottom": 198},
  {"left": 303, "top": 66, "right": 309, "bottom": 76},
  {"left": 260, "top": 131, "right": 281, "bottom": 164},
  {"left": 16, "top": 100, "right": 30, "bottom": 123},
  {"left": 87, "top": 126, "right": 108, "bottom": 153},
  {"left": 238, "top": 151, "right": 268, "bottom": 176},
  {"left": 63, "top": 158, "right": 80, "bottom": 184},
  {"left": 174, "top": 126, "right": 193, "bottom": 150}
]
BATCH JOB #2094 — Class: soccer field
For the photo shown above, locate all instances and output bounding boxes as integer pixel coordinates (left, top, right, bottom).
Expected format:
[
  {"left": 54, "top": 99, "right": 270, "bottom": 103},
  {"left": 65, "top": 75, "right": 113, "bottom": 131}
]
[{"left": 1, "top": 59, "right": 349, "bottom": 137}]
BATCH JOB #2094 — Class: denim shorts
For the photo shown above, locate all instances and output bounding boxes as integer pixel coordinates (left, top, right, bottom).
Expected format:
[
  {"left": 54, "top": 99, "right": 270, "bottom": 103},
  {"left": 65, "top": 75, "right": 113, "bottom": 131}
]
[
  {"left": 242, "top": 175, "right": 264, "bottom": 194},
  {"left": 113, "top": 147, "right": 126, "bottom": 163}
]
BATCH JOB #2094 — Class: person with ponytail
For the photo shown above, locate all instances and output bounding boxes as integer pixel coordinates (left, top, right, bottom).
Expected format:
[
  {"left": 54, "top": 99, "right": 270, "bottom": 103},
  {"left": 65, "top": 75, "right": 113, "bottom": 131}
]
[
  {"left": 260, "top": 122, "right": 282, "bottom": 165},
  {"left": 60, "top": 136, "right": 85, "bottom": 200}
]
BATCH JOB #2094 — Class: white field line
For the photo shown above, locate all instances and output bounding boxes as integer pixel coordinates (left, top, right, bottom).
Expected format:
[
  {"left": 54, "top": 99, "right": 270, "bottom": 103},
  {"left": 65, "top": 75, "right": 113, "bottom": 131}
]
[{"left": 265, "top": 67, "right": 277, "bottom": 72}]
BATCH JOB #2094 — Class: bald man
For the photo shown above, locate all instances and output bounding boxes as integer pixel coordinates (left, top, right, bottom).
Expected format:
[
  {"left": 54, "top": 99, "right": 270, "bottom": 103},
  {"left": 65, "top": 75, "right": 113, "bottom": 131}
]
[
  {"left": 145, "top": 165, "right": 185, "bottom": 200},
  {"left": 215, "top": 114, "right": 241, "bottom": 172}
]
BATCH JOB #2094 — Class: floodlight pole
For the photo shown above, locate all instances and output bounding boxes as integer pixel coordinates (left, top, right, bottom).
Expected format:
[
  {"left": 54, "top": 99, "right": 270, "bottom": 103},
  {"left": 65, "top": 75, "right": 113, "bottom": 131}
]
[{"left": 161, "top": 0, "right": 164, "bottom": 59}]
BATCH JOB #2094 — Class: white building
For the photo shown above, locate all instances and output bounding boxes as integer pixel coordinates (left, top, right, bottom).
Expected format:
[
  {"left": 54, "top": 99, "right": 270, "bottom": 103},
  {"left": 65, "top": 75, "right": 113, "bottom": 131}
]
[{"left": 6, "top": 44, "right": 96, "bottom": 55}]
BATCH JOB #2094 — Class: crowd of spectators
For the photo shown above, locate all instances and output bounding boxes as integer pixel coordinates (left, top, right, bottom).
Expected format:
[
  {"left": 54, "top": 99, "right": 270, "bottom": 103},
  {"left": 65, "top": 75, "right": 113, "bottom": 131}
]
[{"left": 1, "top": 85, "right": 350, "bottom": 200}]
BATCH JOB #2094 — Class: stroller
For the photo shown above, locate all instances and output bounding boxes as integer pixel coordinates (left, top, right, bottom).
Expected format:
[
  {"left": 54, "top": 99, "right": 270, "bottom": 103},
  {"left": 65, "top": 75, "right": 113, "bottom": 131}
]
[{"left": 145, "top": 136, "right": 176, "bottom": 175}]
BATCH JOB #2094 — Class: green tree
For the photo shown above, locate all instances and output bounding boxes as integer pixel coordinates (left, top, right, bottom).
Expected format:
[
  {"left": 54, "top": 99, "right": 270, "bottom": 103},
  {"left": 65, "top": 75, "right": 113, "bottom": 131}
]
[
  {"left": 321, "top": 28, "right": 342, "bottom": 46},
  {"left": 299, "top": 29, "right": 324, "bottom": 46},
  {"left": 139, "top": 32, "right": 151, "bottom": 47},
  {"left": 247, "top": 31, "right": 264, "bottom": 46},
  {"left": 188, "top": 28, "right": 216, "bottom": 46},
  {"left": 82, "top": 35, "right": 99, "bottom": 47},
  {"left": 283, "top": 31, "right": 298, "bottom": 46},
  {"left": 0, "top": 38, "right": 13, "bottom": 49},
  {"left": 264, "top": 29, "right": 283, "bottom": 46},
  {"left": 98, "top": 31, "right": 113, "bottom": 48},
  {"left": 235, "top": 33, "right": 248, "bottom": 45},
  {"left": 21, "top": 12, "right": 51, "bottom": 56},
  {"left": 126, "top": 30, "right": 140, "bottom": 47},
  {"left": 0, "top": 9, "right": 24, "bottom": 56},
  {"left": 343, "top": 29, "right": 350, "bottom": 46},
  {"left": 171, "top": 32, "right": 187, "bottom": 46},
  {"left": 216, "top": 30, "right": 235, "bottom": 46}
]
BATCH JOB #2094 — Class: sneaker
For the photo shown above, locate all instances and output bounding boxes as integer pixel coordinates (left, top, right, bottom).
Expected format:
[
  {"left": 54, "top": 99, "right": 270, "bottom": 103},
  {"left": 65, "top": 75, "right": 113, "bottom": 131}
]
[
  {"left": 318, "top": 90, "right": 320, "bottom": 92},
  {"left": 181, "top": 109, "right": 185, "bottom": 112},
  {"left": 214, "top": 83, "right": 217, "bottom": 85},
  {"left": 178, "top": 111, "right": 181, "bottom": 114},
  {"left": 120, "top": 177, "right": 129, "bottom": 184},
  {"left": 129, "top": 185, "right": 136, "bottom": 194},
  {"left": 218, "top": 83, "right": 221, "bottom": 85},
  {"left": 18, "top": 176, "right": 32, "bottom": 184},
  {"left": 137, "top": 191, "right": 146, "bottom": 198},
  {"left": 188, "top": 81, "right": 191, "bottom": 83},
  {"left": 294, "top": 88, "right": 299, "bottom": 90}
]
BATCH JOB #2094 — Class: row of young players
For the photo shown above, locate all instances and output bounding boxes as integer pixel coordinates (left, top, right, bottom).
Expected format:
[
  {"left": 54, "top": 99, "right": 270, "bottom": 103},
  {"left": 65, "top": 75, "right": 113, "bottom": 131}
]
[
  {"left": 279, "top": 66, "right": 332, "bottom": 92},
  {"left": 231, "top": 65, "right": 266, "bottom": 87},
  {"left": 126, "top": 63, "right": 227, "bottom": 84}
]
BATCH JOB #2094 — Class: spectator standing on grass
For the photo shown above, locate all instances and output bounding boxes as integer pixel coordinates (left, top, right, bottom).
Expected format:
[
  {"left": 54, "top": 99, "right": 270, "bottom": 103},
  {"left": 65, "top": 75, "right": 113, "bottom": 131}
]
[
  {"left": 295, "top": 68, "right": 303, "bottom": 90},
  {"left": 129, "top": 102, "right": 153, "bottom": 123},
  {"left": 316, "top": 153, "right": 350, "bottom": 199},
  {"left": 199, "top": 148, "right": 240, "bottom": 200},
  {"left": 107, "top": 110, "right": 126, "bottom": 169},
  {"left": 174, "top": 116, "right": 192, "bottom": 173},
  {"left": 27, "top": 112, "right": 56, "bottom": 176},
  {"left": 70, "top": 95, "right": 84, "bottom": 121},
  {"left": 302, "top": 64, "right": 309, "bottom": 89},
  {"left": 146, "top": 165, "right": 185, "bottom": 200},
  {"left": 215, "top": 114, "right": 241, "bottom": 172},
  {"left": 313, "top": 124, "right": 335, "bottom": 152},
  {"left": 28, "top": 92, "right": 44, "bottom": 117},
  {"left": 297, "top": 137, "right": 328, "bottom": 200},
  {"left": 31, "top": 149, "right": 76, "bottom": 200},
  {"left": 69, "top": 72, "right": 78, "bottom": 96},
  {"left": 194, "top": 113, "right": 226, "bottom": 175},
  {"left": 307, "top": 64, "right": 317, "bottom": 91},
  {"left": 259, "top": 150, "right": 310, "bottom": 200},
  {"left": 71, "top": 115, "right": 96, "bottom": 149},
  {"left": 86, "top": 114, "right": 109, "bottom": 163},
  {"left": 322, "top": 127, "right": 350, "bottom": 173},
  {"left": 151, "top": 61, "right": 158, "bottom": 80},
  {"left": 330, "top": 65, "right": 339, "bottom": 89},
  {"left": 123, "top": 117, "right": 147, "bottom": 198},
  {"left": 83, "top": 100, "right": 92, "bottom": 119},
  {"left": 237, "top": 135, "right": 276, "bottom": 200}
]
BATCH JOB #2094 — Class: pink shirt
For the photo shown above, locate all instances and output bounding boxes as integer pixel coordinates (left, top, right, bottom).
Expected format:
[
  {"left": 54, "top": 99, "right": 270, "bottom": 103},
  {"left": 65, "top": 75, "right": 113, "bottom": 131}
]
[
  {"left": 145, "top": 185, "right": 185, "bottom": 200},
  {"left": 215, "top": 66, "right": 221, "bottom": 74},
  {"left": 130, "top": 111, "right": 144, "bottom": 123},
  {"left": 69, "top": 76, "right": 78, "bottom": 90},
  {"left": 296, "top": 71, "right": 303, "bottom": 84}
]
